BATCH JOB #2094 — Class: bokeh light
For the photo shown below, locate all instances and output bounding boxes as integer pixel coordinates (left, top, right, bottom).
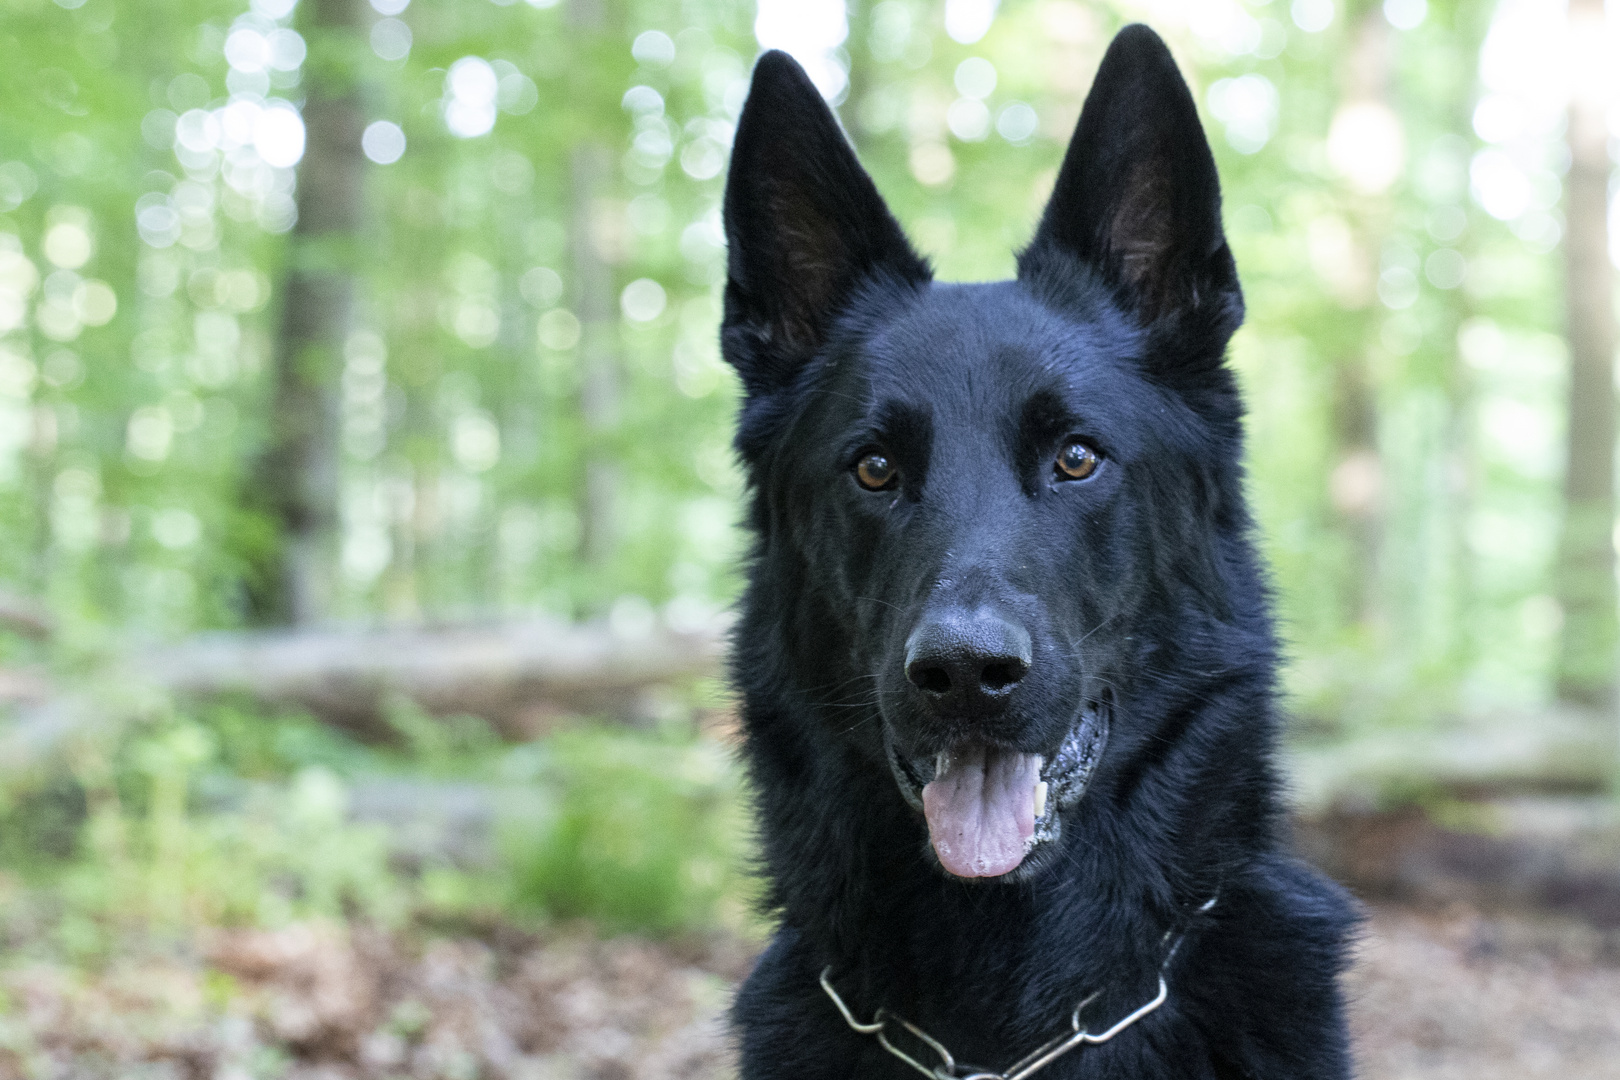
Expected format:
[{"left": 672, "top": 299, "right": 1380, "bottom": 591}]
[
  {"left": 446, "top": 57, "right": 499, "bottom": 138},
  {"left": 754, "top": 0, "right": 849, "bottom": 101},
  {"left": 362, "top": 121, "right": 407, "bottom": 165}
]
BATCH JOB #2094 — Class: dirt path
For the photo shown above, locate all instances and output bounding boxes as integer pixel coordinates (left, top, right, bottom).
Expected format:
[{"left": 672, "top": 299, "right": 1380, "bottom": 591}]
[
  {"left": 1348, "top": 905, "right": 1620, "bottom": 1080},
  {"left": 3, "top": 904, "right": 1617, "bottom": 1079}
]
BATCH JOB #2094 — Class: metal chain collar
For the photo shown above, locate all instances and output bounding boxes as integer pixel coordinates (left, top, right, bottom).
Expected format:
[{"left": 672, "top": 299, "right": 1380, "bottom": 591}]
[{"left": 817, "top": 896, "right": 1215, "bottom": 1080}]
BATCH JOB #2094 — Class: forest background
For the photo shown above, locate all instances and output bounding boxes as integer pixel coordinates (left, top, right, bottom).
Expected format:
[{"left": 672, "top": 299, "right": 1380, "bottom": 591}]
[{"left": 0, "top": 0, "right": 1618, "bottom": 1077}]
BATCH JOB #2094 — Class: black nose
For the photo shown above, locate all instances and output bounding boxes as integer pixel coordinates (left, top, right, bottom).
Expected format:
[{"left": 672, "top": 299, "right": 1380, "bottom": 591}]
[{"left": 904, "top": 610, "right": 1032, "bottom": 713}]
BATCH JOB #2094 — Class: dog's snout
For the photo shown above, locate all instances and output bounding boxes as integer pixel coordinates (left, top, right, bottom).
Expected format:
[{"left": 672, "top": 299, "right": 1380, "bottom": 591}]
[{"left": 904, "top": 610, "right": 1033, "bottom": 712}]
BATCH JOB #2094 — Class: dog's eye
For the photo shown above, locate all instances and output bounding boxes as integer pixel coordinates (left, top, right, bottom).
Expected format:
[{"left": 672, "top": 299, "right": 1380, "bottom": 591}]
[
  {"left": 854, "top": 452, "right": 899, "bottom": 491},
  {"left": 1055, "top": 440, "right": 1101, "bottom": 481}
]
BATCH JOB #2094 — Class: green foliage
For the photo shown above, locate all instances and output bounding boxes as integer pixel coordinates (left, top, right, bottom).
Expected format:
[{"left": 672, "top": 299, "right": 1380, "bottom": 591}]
[
  {"left": 0, "top": 0, "right": 1585, "bottom": 726},
  {"left": 196, "top": 695, "right": 384, "bottom": 778},
  {"left": 502, "top": 726, "right": 748, "bottom": 935},
  {"left": 381, "top": 696, "right": 504, "bottom": 773},
  {"left": 0, "top": 0, "right": 1607, "bottom": 1006},
  {"left": 0, "top": 694, "right": 752, "bottom": 961},
  {"left": 0, "top": 708, "right": 403, "bottom": 963}
]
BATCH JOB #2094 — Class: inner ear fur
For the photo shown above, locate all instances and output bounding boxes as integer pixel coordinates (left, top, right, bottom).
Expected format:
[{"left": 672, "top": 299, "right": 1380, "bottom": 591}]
[
  {"left": 1020, "top": 24, "right": 1241, "bottom": 333},
  {"left": 722, "top": 50, "right": 930, "bottom": 396}
]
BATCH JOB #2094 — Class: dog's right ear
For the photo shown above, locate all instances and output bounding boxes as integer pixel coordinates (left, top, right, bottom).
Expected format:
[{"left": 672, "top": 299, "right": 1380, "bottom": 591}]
[{"left": 722, "top": 51, "right": 930, "bottom": 397}]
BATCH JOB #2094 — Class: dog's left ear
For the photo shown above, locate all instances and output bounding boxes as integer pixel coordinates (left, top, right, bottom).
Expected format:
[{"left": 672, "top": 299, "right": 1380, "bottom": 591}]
[
  {"left": 722, "top": 51, "right": 930, "bottom": 397},
  {"left": 1020, "top": 25, "right": 1241, "bottom": 342}
]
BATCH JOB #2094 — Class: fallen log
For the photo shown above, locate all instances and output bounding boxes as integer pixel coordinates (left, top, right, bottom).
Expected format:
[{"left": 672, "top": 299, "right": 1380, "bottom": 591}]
[
  {"left": 135, "top": 615, "right": 730, "bottom": 738},
  {"left": 1295, "top": 795, "right": 1620, "bottom": 928},
  {"left": 1283, "top": 704, "right": 1617, "bottom": 813},
  {"left": 0, "top": 590, "right": 54, "bottom": 640}
]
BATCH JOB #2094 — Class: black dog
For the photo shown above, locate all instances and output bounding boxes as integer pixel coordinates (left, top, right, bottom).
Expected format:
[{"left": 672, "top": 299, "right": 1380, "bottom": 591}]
[{"left": 720, "top": 25, "right": 1354, "bottom": 1080}]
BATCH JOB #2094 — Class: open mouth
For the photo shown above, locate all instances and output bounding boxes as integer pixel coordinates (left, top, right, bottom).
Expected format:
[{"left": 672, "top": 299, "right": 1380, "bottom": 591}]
[{"left": 884, "top": 705, "right": 1109, "bottom": 879}]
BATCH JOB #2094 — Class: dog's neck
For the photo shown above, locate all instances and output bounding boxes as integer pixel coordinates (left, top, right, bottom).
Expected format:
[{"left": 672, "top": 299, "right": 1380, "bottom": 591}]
[{"left": 741, "top": 671, "right": 1260, "bottom": 1047}]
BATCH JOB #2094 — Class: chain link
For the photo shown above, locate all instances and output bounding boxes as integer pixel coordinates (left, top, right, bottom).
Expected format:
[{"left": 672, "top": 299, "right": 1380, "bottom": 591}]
[
  {"left": 819, "top": 966, "right": 1168, "bottom": 1080},
  {"left": 817, "top": 895, "right": 1215, "bottom": 1080}
]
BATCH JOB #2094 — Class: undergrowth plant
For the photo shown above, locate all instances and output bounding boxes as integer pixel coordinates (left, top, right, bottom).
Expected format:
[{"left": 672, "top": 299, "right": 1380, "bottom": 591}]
[
  {"left": 0, "top": 693, "right": 757, "bottom": 964},
  {"left": 500, "top": 725, "right": 753, "bottom": 936}
]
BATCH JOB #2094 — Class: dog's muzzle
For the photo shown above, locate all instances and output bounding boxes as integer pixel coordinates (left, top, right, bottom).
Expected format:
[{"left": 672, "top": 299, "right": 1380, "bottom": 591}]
[{"left": 884, "top": 703, "right": 1110, "bottom": 878}]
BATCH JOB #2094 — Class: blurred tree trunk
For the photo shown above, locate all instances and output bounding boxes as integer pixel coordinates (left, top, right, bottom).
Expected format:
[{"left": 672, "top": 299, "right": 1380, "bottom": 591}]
[
  {"left": 572, "top": 145, "right": 617, "bottom": 575},
  {"left": 844, "top": 0, "right": 871, "bottom": 150},
  {"left": 1331, "top": 360, "right": 1381, "bottom": 625},
  {"left": 568, "top": 0, "right": 620, "bottom": 588},
  {"left": 1554, "top": 0, "right": 1618, "bottom": 709},
  {"left": 1435, "top": 0, "right": 1492, "bottom": 676},
  {"left": 247, "top": 0, "right": 368, "bottom": 625},
  {"left": 1328, "top": 7, "right": 1394, "bottom": 630}
]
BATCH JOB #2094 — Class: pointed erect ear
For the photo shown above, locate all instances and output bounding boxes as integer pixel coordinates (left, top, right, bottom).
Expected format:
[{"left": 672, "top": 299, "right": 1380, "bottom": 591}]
[
  {"left": 1020, "top": 25, "right": 1241, "bottom": 336},
  {"left": 722, "top": 51, "right": 930, "bottom": 396}
]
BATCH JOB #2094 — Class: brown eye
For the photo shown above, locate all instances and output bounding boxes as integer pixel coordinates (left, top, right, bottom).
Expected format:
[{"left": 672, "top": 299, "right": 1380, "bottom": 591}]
[
  {"left": 1055, "top": 440, "right": 1100, "bottom": 481},
  {"left": 855, "top": 452, "right": 898, "bottom": 491}
]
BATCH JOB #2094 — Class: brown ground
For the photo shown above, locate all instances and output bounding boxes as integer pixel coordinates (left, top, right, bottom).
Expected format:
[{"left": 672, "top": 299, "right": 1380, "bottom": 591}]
[
  {"left": 2, "top": 904, "right": 1617, "bottom": 1079},
  {"left": 1346, "top": 905, "right": 1620, "bottom": 1080}
]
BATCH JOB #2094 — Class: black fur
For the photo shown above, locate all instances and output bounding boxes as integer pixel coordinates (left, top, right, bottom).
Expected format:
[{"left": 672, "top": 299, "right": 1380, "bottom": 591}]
[{"left": 721, "top": 26, "right": 1355, "bottom": 1080}]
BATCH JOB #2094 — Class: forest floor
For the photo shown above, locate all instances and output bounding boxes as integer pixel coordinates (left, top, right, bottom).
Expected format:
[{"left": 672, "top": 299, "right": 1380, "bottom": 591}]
[{"left": 2, "top": 902, "right": 1617, "bottom": 1079}]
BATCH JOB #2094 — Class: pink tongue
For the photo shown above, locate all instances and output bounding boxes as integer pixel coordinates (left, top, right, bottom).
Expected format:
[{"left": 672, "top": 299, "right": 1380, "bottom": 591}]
[{"left": 922, "top": 747, "right": 1040, "bottom": 878}]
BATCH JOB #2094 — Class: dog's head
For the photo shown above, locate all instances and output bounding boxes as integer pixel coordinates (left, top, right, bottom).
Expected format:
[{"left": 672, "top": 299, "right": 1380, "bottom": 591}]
[{"left": 722, "top": 26, "right": 1254, "bottom": 882}]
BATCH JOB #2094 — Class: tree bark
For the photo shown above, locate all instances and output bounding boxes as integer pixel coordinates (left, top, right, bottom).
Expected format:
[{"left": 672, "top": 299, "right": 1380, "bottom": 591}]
[
  {"left": 138, "top": 617, "right": 726, "bottom": 738},
  {"left": 567, "top": 0, "right": 620, "bottom": 586},
  {"left": 1327, "top": 9, "right": 1395, "bottom": 630},
  {"left": 248, "top": 0, "right": 368, "bottom": 625},
  {"left": 572, "top": 144, "right": 618, "bottom": 574},
  {"left": 0, "top": 618, "right": 729, "bottom": 773},
  {"left": 0, "top": 589, "right": 53, "bottom": 638},
  {"left": 1435, "top": 0, "right": 1493, "bottom": 678},
  {"left": 1554, "top": 0, "right": 1618, "bottom": 710}
]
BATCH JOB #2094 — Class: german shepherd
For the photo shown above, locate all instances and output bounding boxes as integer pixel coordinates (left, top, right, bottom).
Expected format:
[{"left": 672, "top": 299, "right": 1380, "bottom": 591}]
[{"left": 720, "top": 24, "right": 1354, "bottom": 1079}]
